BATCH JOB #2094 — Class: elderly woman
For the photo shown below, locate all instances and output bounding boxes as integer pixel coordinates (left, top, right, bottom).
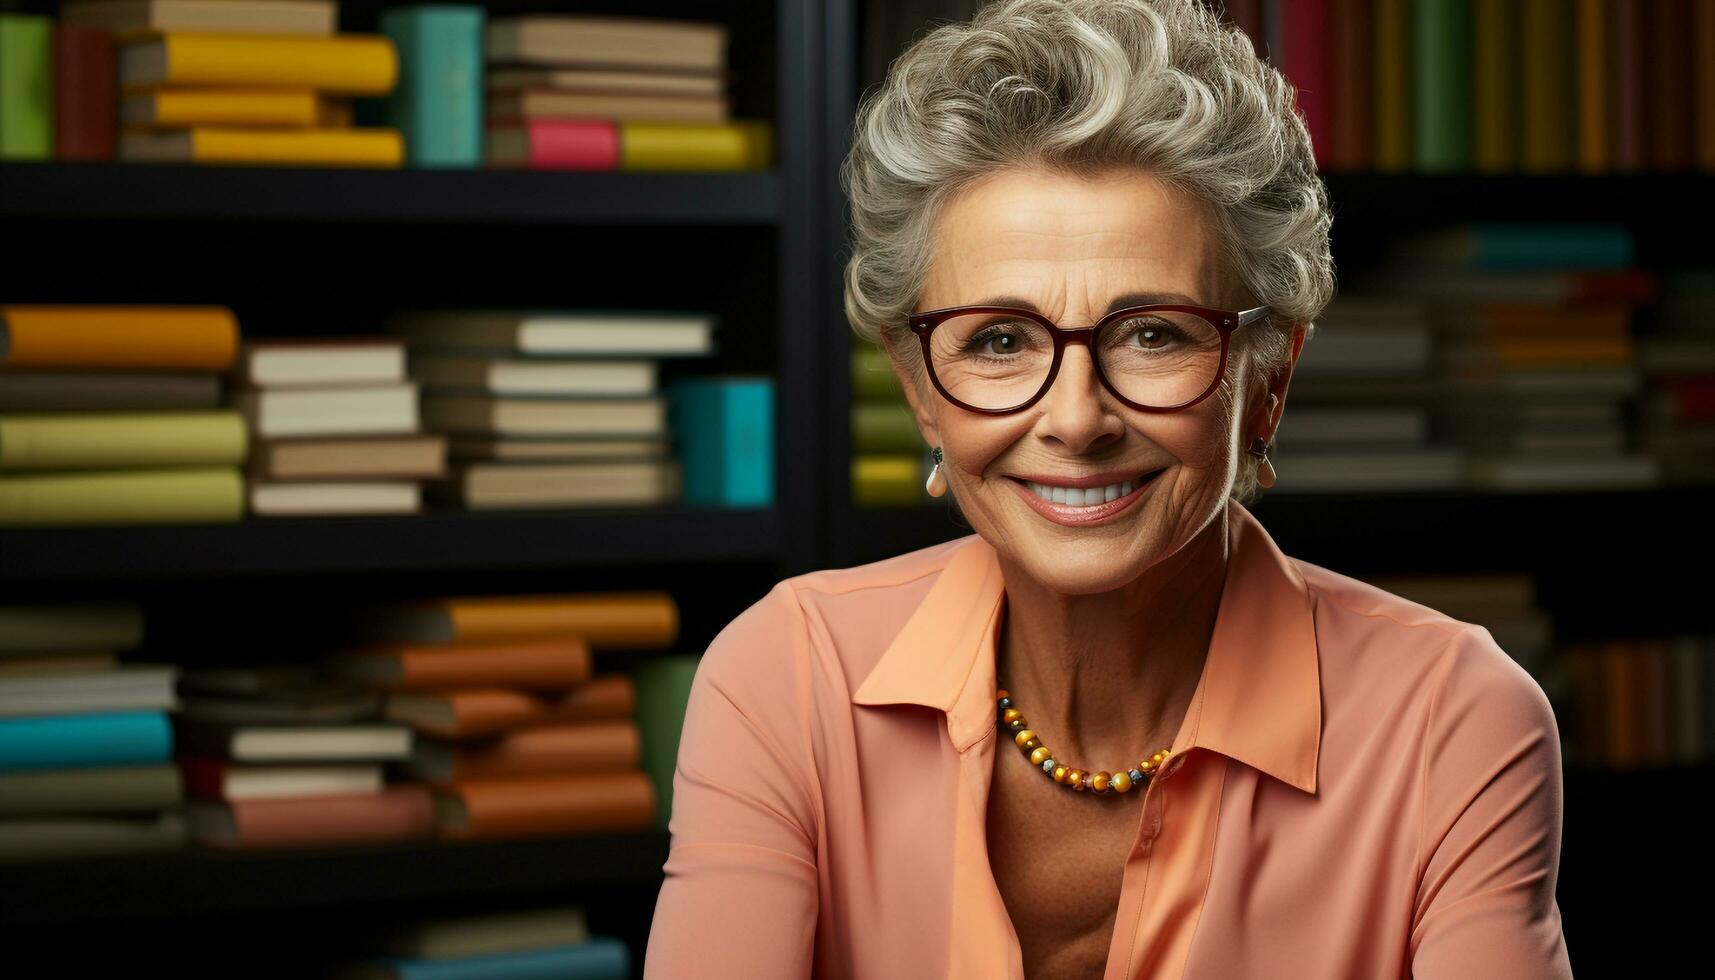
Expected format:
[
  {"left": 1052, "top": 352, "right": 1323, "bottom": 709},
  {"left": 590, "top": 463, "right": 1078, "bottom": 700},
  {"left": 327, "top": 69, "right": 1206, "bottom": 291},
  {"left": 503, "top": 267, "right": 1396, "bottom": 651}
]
[{"left": 646, "top": 1, "right": 1571, "bottom": 977}]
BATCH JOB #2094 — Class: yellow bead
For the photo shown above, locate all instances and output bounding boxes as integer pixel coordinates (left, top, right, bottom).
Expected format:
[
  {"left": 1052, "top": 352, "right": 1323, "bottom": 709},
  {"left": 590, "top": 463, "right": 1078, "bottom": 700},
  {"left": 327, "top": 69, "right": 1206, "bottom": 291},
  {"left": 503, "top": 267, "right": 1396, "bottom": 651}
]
[
  {"left": 1052, "top": 765, "right": 1069, "bottom": 783},
  {"left": 1002, "top": 708, "right": 1022, "bottom": 725},
  {"left": 1013, "top": 729, "right": 1035, "bottom": 749},
  {"left": 1021, "top": 737, "right": 1041, "bottom": 752},
  {"left": 1139, "top": 759, "right": 1154, "bottom": 772},
  {"left": 1068, "top": 769, "right": 1086, "bottom": 791},
  {"left": 1111, "top": 771, "right": 1133, "bottom": 793},
  {"left": 1029, "top": 746, "right": 1052, "bottom": 766},
  {"left": 1091, "top": 771, "right": 1111, "bottom": 792}
]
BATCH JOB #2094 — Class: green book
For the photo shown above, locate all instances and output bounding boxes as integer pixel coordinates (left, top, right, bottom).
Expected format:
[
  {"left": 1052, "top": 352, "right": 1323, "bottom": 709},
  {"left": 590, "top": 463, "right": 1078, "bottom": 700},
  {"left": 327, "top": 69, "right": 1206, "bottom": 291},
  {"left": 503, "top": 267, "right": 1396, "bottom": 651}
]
[
  {"left": 380, "top": 5, "right": 486, "bottom": 168},
  {"left": 0, "top": 14, "right": 54, "bottom": 159},
  {"left": 850, "top": 342, "right": 906, "bottom": 402},
  {"left": 0, "top": 467, "right": 244, "bottom": 526},
  {"left": 1413, "top": 0, "right": 1474, "bottom": 171},
  {"left": 633, "top": 654, "right": 701, "bottom": 829},
  {"left": 852, "top": 402, "right": 920, "bottom": 453},
  {"left": 0, "top": 411, "right": 248, "bottom": 471}
]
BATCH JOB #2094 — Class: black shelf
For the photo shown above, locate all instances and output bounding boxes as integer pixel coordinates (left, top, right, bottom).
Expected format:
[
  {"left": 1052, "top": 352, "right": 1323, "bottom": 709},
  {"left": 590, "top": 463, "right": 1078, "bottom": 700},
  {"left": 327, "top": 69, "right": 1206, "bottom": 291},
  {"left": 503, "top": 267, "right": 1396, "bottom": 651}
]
[
  {"left": 0, "top": 162, "right": 784, "bottom": 225},
  {"left": 0, "top": 508, "right": 783, "bottom": 583},
  {"left": 0, "top": 827, "right": 669, "bottom": 926}
]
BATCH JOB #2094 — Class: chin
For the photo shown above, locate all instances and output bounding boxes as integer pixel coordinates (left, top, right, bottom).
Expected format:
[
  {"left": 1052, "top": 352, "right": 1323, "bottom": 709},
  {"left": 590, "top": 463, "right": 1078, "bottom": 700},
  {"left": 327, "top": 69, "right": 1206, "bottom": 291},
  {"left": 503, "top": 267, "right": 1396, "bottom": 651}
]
[{"left": 999, "top": 528, "right": 1162, "bottom": 595}]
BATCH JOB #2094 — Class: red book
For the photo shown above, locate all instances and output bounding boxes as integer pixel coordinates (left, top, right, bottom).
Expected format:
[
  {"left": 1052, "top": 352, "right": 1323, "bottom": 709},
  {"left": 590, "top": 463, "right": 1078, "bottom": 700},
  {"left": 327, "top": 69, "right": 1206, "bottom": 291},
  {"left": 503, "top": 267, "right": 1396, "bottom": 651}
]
[
  {"left": 487, "top": 119, "right": 620, "bottom": 170},
  {"left": 55, "top": 24, "right": 115, "bottom": 160},
  {"left": 1281, "top": 0, "right": 1331, "bottom": 170}
]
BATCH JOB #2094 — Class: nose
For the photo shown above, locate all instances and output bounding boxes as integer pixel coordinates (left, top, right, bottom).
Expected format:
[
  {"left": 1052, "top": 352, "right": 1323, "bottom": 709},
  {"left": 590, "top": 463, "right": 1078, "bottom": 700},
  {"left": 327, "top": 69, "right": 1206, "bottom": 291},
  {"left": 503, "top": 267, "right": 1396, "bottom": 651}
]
[{"left": 1034, "top": 337, "right": 1121, "bottom": 452}]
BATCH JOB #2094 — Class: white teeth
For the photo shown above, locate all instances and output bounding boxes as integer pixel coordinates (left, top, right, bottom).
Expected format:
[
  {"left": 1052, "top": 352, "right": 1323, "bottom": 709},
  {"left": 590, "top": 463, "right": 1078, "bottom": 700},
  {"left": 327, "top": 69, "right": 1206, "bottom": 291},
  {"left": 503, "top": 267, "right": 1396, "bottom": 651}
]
[{"left": 1026, "top": 477, "right": 1141, "bottom": 506}]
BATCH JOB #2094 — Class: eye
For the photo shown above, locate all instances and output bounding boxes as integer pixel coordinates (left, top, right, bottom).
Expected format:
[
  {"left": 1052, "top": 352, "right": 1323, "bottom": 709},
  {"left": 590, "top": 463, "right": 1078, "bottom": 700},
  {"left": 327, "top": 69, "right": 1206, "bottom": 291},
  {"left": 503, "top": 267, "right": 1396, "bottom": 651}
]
[
  {"left": 963, "top": 324, "right": 1028, "bottom": 356},
  {"left": 1113, "top": 318, "right": 1181, "bottom": 350}
]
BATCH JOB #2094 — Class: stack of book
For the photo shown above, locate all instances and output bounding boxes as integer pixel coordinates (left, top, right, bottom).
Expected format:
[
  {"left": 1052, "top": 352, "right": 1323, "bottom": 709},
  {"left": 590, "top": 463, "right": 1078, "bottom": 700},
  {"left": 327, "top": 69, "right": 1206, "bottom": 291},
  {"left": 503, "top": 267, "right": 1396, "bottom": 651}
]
[
  {"left": 387, "top": 309, "right": 711, "bottom": 510},
  {"left": 0, "top": 304, "right": 246, "bottom": 526},
  {"left": 334, "top": 906, "right": 630, "bottom": 979},
  {"left": 1636, "top": 267, "right": 1715, "bottom": 484},
  {"left": 174, "top": 663, "right": 429, "bottom": 851},
  {"left": 234, "top": 336, "right": 443, "bottom": 516},
  {"left": 849, "top": 341, "right": 932, "bottom": 507},
  {"left": 57, "top": 0, "right": 407, "bottom": 167},
  {"left": 1560, "top": 630, "right": 1713, "bottom": 771},
  {"left": 0, "top": 601, "right": 186, "bottom": 863},
  {"left": 483, "top": 13, "right": 771, "bottom": 171},
  {"left": 1363, "top": 223, "right": 1662, "bottom": 491},
  {"left": 1272, "top": 295, "right": 1465, "bottom": 493},
  {"left": 337, "top": 591, "right": 673, "bottom": 841}
]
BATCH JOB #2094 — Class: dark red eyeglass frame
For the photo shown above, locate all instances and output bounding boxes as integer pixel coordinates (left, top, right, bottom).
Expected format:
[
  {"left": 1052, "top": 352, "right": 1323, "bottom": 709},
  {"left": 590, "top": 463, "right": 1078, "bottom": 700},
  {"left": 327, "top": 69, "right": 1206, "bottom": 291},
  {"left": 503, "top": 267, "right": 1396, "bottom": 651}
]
[{"left": 907, "top": 303, "right": 1272, "bottom": 415}]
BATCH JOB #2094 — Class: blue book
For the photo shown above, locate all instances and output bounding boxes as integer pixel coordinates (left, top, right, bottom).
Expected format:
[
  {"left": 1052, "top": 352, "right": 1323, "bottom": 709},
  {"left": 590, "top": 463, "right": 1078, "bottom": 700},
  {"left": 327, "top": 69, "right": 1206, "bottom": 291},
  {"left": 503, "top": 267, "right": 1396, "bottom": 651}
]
[
  {"left": 361, "top": 938, "right": 629, "bottom": 980},
  {"left": 0, "top": 710, "right": 172, "bottom": 771},
  {"left": 665, "top": 375, "right": 774, "bottom": 508},
  {"left": 379, "top": 5, "right": 485, "bottom": 167}
]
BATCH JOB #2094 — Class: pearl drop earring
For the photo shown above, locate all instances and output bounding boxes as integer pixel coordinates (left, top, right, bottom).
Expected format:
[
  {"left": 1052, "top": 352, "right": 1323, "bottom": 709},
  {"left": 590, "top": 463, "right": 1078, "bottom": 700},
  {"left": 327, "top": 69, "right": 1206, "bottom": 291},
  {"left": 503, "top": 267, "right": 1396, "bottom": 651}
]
[
  {"left": 926, "top": 446, "right": 948, "bottom": 497},
  {"left": 1249, "top": 436, "right": 1277, "bottom": 489}
]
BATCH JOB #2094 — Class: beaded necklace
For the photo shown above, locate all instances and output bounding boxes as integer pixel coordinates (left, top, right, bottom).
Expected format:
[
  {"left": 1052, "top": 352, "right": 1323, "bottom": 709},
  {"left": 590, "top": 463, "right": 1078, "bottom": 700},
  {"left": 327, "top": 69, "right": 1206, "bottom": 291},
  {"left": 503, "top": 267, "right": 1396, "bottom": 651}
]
[{"left": 997, "top": 688, "right": 1173, "bottom": 795}]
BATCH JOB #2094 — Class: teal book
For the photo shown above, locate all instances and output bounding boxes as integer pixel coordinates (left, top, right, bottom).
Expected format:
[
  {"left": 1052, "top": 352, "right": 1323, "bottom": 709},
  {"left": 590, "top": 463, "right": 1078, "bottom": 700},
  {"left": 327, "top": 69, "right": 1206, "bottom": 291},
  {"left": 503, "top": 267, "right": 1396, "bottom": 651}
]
[
  {"left": 358, "top": 938, "right": 629, "bottom": 979},
  {"left": 379, "top": 5, "right": 485, "bottom": 167},
  {"left": 0, "top": 710, "right": 172, "bottom": 771},
  {"left": 665, "top": 375, "right": 774, "bottom": 508},
  {"left": 0, "top": 14, "right": 54, "bottom": 159},
  {"left": 1413, "top": 0, "right": 1474, "bottom": 172}
]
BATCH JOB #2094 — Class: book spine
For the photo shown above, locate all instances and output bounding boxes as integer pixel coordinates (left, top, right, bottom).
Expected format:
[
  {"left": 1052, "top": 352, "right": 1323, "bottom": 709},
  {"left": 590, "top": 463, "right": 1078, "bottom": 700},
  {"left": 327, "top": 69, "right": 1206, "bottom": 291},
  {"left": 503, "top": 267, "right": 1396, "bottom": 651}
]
[
  {"left": 54, "top": 23, "right": 113, "bottom": 160},
  {"left": 0, "top": 711, "right": 173, "bottom": 770},
  {"left": 1413, "top": 0, "right": 1474, "bottom": 171},
  {"left": 137, "top": 33, "right": 399, "bottom": 95},
  {"left": 618, "top": 120, "right": 771, "bottom": 171},
  {"left": 0, "top": 467, "right": 245, "bottom": 526},
  {"left": 381, "top": 6, "right": 485, "bottom": 167},
  {"left": 0, "top": 411, "right": 248, "bottom": 471},
  {"left": 0, "top": 14, "right": 54, "bottom": 159}
]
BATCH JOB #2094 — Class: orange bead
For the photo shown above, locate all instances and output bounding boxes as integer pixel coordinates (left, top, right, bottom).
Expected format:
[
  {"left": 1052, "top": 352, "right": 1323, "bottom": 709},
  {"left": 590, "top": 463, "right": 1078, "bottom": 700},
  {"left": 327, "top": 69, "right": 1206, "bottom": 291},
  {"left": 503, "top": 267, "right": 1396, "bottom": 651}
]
[
  {"left": 1029, "top": 746, "right": 1052, "bottom": 766},
  {"left": 1091, "top": 771, "right": 1111, "bottom": 792},
  {"left": 996, "top": 689, "right": 1009, "bottom": 701},
  {"left": 1068, "top": 769, "right": 1086, "bottom": 791},
  {"left": 1111, "top": 771, "right": 1133, "bottom": 793},
  {"left": 1002, "top": 708, "right": 1022, "bottom": 725},
  {"left": 1052, "top": 765, "right": 1070, "bottom": 783},
  {"left": 1013, "top": 729, "right": 1035, "bottom": 749}
]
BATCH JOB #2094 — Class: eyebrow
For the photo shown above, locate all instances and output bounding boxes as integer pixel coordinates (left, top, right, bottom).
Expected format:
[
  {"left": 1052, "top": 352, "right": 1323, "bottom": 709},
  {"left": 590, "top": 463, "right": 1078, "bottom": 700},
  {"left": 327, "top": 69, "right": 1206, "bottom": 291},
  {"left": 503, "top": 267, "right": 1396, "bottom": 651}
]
[{"left": 972, "top": 291, "right": 1207, "bottom": 314}]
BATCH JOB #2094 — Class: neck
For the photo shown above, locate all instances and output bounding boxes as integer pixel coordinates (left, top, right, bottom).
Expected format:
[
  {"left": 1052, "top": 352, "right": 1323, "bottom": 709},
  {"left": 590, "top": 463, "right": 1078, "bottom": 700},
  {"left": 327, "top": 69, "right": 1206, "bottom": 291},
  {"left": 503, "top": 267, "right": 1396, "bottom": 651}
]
[{"left": 993, "top": 508, "right": 1231, "bottom": 765}]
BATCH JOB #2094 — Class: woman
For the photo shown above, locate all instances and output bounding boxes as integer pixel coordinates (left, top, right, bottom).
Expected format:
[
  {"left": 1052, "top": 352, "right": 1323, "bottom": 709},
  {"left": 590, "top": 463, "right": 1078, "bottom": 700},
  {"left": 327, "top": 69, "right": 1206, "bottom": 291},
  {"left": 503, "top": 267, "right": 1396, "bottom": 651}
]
[{"left": 646, "top": 1, "right": 1572, "bottom": 977}]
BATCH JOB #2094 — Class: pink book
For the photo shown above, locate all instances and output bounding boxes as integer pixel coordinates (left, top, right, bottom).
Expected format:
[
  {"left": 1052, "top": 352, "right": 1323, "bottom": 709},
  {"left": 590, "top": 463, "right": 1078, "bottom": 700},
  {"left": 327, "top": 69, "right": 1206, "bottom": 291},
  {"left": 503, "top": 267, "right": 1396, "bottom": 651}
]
[
  {"left": 487, "top": 118, "right": 620, "bottom": 170},
  {"left": 1281, "top": 0, "right": 1331, "bottom": 170}
]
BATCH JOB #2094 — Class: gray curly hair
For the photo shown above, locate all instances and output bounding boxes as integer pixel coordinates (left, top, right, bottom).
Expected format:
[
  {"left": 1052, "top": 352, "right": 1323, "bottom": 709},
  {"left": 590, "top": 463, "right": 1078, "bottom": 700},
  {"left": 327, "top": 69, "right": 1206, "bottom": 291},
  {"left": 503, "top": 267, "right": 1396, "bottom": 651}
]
[{"left": 840, "top": 0, "right": 1336, "bottom": 506}]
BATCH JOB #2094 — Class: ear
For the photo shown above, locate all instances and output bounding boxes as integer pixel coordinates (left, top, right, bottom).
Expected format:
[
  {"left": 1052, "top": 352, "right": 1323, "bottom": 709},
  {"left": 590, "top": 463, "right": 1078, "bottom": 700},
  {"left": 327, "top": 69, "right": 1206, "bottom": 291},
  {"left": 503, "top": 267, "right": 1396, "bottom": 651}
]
[
  {"left": 1249, "top": 321, "right": 1308, "bottom": 443},
  {"left": 880, "top": 328, "right": 942, "bottom": 452}
]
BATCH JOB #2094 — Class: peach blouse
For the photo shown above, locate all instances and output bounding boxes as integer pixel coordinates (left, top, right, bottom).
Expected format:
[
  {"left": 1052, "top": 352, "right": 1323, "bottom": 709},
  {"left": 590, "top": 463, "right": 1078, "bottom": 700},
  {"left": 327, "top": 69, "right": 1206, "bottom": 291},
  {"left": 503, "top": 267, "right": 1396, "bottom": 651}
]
[{"left": 644, "top": 499, "right": 1573, "bottom": 978}]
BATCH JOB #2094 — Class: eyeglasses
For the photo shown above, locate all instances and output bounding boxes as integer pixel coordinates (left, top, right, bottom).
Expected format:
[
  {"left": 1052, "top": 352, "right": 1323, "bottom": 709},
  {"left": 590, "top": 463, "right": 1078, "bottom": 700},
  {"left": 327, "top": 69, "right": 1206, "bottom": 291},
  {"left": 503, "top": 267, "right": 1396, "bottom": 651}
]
[{"left": 907, "top": 302, "right": 1271, "bottom": 415}]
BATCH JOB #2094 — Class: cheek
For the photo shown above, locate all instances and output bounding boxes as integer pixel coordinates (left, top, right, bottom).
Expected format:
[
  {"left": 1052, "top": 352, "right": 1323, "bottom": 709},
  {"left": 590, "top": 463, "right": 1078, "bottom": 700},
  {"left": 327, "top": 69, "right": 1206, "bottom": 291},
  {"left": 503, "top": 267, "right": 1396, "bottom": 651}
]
[
  {"left": 942, "top": 416, "right": 1030, "bottom": 478},
  {"left": 1139, "top": 410, "right": 1234, "bottom": 470}
]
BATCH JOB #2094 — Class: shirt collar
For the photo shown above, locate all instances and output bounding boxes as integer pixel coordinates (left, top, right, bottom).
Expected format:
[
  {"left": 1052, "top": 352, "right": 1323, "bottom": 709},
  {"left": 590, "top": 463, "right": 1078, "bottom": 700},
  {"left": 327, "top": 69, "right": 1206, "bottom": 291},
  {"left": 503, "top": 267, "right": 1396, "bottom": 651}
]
[{"left": 851, "top": 497, "right": 1322, "bottom": 795}]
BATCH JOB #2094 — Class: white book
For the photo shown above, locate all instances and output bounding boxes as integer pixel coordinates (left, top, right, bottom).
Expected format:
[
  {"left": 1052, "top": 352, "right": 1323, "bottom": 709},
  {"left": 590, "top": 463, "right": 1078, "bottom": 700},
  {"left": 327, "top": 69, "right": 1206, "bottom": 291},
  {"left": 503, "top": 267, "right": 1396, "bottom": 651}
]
[
  {"left": 0, "top": 664, "right": 178, "bottom": 718},
  {"left": 240, "top": 339, "right": 405, "bottom": 388},
  {"left": 249, "top": 480, "right": 422, "bottom": 516},
  {"left": 237, "top": 382, "right": 419, "bottom": 438},
  {"left": 205, "top": 763, "right": 384, "bottom": 801},
  {"left": 408, "top": 353, "right": 657, "bottom": 396},
  {"left": 387, "top": 310, "right": 716, "bottom": 356},
  {"left": 1269, "top": 447, "right": 1467, "bottom": 492}
]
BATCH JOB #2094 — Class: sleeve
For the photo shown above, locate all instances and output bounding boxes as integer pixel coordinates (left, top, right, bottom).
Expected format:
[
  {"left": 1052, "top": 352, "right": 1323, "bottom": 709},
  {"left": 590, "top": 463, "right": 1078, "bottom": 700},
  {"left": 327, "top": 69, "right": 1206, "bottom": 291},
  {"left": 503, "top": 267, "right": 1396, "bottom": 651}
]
[
  {"left": 1409, "top": 625, "right": 1574, "bottom": 979},
  {"left": 643, "top": 581, "right": 821, "bottom": 979}
]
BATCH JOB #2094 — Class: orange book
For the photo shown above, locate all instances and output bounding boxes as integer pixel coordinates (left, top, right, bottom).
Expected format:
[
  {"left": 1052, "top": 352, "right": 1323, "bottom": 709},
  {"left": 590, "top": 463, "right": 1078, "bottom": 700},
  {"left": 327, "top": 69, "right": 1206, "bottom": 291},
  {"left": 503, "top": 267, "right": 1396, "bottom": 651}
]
[
  {"left": 435, "top": 770, "right": 656, "bottom": 840},
  {"left": 1600, "top": 641, "right": 1636, "bottom": 770},
  {"left": 385, "top": 674, "right": 637, "bottom": 738},
  {"left": 329, "top": 637, "right": 592, "bottom": 691},
  {"left": 374, "top": 592, "right": 678, "bottom": 648},
  {"left": 1492, "top": 339, "right": 1633, "bottom": 367},
  {"left": 0, "top": 305, "right": 238, "bottom": 371},
  {"left": 411, "top": 719, "right": 641, "bottom": 784},
  {"left": 186, "top": 783, "right": 435, "bottom": 849}
]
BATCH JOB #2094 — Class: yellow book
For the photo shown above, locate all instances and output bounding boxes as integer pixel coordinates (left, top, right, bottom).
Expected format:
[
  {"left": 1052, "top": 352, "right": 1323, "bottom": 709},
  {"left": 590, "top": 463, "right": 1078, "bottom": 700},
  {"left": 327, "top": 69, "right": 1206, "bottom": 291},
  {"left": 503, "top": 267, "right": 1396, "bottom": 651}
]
[
  {"left": 118, "top": 32, "right": 397, "bottom": 95},
  {"left": 121, "top": 88, "right": 328, "bottom": 128},
  {"left": 618, "top": 120, "right": 772, "bottom": 172},
  {"left": 0, "top": 467, "right": 244, "bottom": 526},
  {"left": 852, "top": 455, "right": 924, "bottom": 508},
  {"left": 119, "top": 127, "right": 404, "bottom": 167},
  {"left": 1575, "top": 0, "right": 1608, "bottom": 173},
  {"left": 0, "top": 411, "right": 247, "bottom": 471},
  {"left": 1371, "top": 0, "right": 1411, "bottom": 172},
  {"left": 1519, "top": 0, "right": 1573, "bottom": 173},
  {"left": 1472, "top": 0, "right": 1515, "bottom": 172}
]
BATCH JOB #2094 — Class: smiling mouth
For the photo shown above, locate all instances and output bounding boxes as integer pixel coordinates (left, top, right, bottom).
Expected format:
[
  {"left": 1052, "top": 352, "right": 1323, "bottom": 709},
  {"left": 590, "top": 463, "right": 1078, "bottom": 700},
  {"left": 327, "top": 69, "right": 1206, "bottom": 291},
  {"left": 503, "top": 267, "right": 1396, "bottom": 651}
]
[{"left": 1007, "top": 468, "right": 1166, "bottom": 507}]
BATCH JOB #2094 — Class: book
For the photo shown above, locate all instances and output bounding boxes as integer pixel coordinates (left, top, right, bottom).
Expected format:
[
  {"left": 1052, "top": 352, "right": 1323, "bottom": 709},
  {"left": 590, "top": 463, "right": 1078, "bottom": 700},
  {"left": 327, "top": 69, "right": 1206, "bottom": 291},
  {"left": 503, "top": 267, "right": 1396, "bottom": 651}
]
[
  {"left": 0, "top": 411, "right": 247, "bottom": 471},
  {"left": 177, "top": 663, "right": 318, "bottom": 696},
  {"left": 852, "top": 454, "right": 927, "bottom": 507},
  {"left": 0, "top": 372, "right": 221, "bottom": 412},
  {"left": 388, "top": 309, "right": 716, "bottom": 356},
  {"left": 0, "top": 466, "right": 245, "bottom": 526},
  {"left": 248, "top": 480, "right": 423, "bottom": 516},
  {"left": 178, "top": 757, "right": 384, "bottom": 801},
  {"left": 1265, "top": 447, "right": 1468, "bottom": 492},
  {"left": 408, "top": 354, "right": 657, "bottom": 397},
  {"left": 407, "top": 719, "right": 641, "bottom": 783},
  {"left": 60, "top": 0, "right": 337, "bottom": 38},
  {"left": 485, "top": 118, "right": 618, "bottom": 169},
  {"left": 0, "top": 710, "right": 173, "bottom": 770},
  {"left": 328, "top": 638, "right": 594, "bottom": 692},
  {"left": 250, "top": 435, "right": 448, "bottom": 481},
  {"left": 119, "top": 127, "right": 406, "bottom": 167},
  {"left": 486, "top": 15, "right": 728, "bottom": 72},
  {"left": 0, "top": 652, "right": 121, "bottom": 676},
  {"left": 55, "top": 23, "right": 115, "bottom": 160},
  {"left": 365, "top": 593, "right": 677, "bottom": 647},
  {"left": 485, "top": 66, "right": 724, "bottom": 95},
  {"left": 0, "top": 763, "right": 182, "bottom": 815},
  {"left": 120, "top": 88, "right": 333, "bottom": 128},
  {"left": 172, "top": 719, "right": 412, "bottom": 762},
  {"left": 634, "top": 653, "right": 698, "bottom": 825},
  {"left": 665, "top": 375, "right": 774, "bottom": 506},
  {"left": 0, "top": 305, "right": 238, "bottom": 371},
  {"left": 381, "top": 5, "right": 485, "bottom": 168},
  {"left": 0, "top": 15, "right": 53, "bottom": 160},
  {"left": 444, "top": 459, "right": 681, "bottom": 509},
  {"left": 185, "top": 783, "right": 434, "bottom": 849},
  {"left": 487, "top": 89, "right": 728, "bottom": 124},
  {"left": 0, "top": 811, "right": 186, "bottom": 863},
  {"left": 177, "top": 688, "right": 382, "bottom": 726},
  {"left": 237, "top": 382, "right": 419, "bottom": 438},
  {"left": 433, "top": 770, "right": 657, "bottom": 840},
  {"left": 384, "top": 675, "right": 636, "bottom": 739},
  {"left": 119, "top": 32, "right": 399, "bottom": 94},
  {"left": 0, "top": 602, "right": 143, "bottom": 654},
  {"left": 618, "top": 119, "right": 772, "bottom": 171},
  {"left": 447, "top": 436, "right": 667, "bottom": 462},
  {"left": 420, "top": 395, "right": 664, "bottom": 437},
  {"left": 0, "top": 664, "right": 178, "bottom": 718}
]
